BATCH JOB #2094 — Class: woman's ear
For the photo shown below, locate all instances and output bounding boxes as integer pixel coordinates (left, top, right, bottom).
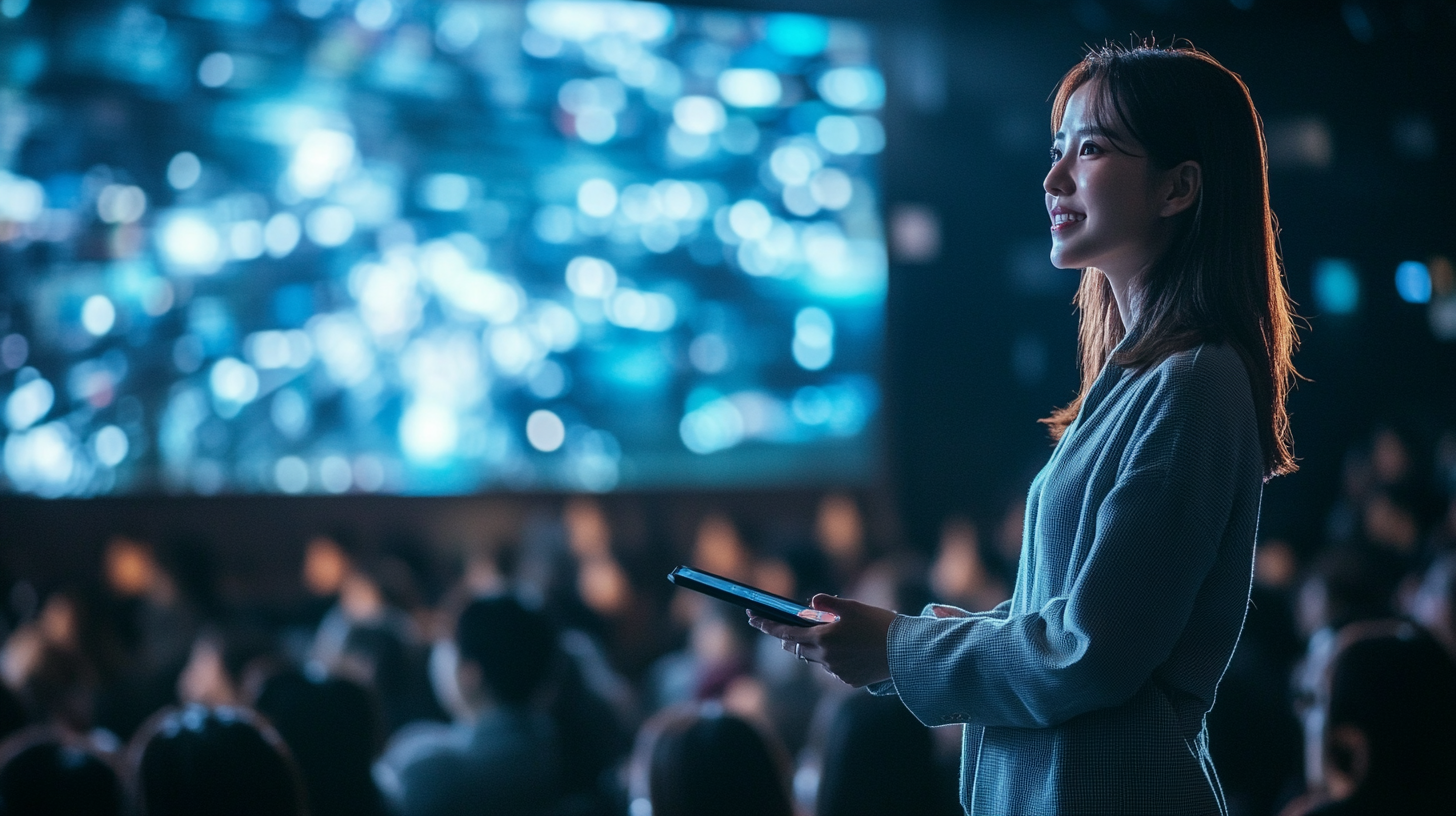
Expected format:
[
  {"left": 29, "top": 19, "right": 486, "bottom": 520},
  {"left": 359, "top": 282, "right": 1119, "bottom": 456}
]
[
  {"left": 1158, "top": 160, "right": 1202, "bottom": 218},
  {"left": 1322, "top": 723, "right": 1370, "bottom": 800}
]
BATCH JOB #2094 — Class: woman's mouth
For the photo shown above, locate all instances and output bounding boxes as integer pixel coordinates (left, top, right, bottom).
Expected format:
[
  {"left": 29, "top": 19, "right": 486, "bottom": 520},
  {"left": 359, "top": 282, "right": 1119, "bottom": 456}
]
[{"left": 1050, "top": 211, "right": 1085, "bottom": 232}]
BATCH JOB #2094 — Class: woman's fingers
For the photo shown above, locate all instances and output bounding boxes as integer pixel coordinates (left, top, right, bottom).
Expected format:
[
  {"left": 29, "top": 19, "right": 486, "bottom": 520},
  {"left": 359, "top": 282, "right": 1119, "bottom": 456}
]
[
  {"left": 747, "top": 612, "right": 831, "bottom": 664},
  {"left": 746, "top": 612, "right": 808, "bottom": 642}
]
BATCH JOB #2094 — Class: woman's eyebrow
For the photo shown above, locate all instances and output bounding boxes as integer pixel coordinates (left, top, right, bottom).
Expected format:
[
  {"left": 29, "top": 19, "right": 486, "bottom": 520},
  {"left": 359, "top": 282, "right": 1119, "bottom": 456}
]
[{"left": 1053, "top": 125, "right": 1121, "bottom": 141}]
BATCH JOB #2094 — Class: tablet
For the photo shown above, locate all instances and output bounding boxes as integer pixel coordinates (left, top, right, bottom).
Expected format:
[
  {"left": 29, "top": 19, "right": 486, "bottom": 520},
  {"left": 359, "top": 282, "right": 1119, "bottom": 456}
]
[{"left": 667, "top": 565, "right": 838, "bottom": 627}]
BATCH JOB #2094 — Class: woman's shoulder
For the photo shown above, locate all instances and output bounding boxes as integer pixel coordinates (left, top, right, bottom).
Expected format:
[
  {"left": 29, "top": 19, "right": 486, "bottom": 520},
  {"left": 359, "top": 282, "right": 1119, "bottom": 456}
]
[{"left": 1146, "top": 338, "right": 1251, "bottom": 398}]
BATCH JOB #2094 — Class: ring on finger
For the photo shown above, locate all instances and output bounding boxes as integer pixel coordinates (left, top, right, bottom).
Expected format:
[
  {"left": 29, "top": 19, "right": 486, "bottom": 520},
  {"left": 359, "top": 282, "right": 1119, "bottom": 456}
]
[{"left": 795, "top": 642, "right": 805, "bottom": 660}]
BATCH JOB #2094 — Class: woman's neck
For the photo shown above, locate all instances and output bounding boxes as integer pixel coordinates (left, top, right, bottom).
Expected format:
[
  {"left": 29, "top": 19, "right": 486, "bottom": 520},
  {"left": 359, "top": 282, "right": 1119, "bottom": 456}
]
[{"left": 1100, "top": 269, "right": 1142, "bottom": 331}]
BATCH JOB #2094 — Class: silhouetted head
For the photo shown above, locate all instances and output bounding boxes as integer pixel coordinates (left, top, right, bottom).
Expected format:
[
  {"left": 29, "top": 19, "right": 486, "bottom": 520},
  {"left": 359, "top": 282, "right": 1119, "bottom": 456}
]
[
  {"left": 815, "top": 694, "right": 942, "bottom": 816},
  {"left": 1306, "top": 620, "right": 1456, "bottom": 813},
  {"left": 454, "top": 595, "right": 558, "bottom": 707},
  {"left": 0, "top": 727, "right": 122, "bottom": 816},
  {"left": 633, "top": 706, "right": 792, "bottom": 816},
  {"left": 255, "top": 669, "right": 384, "bottom": 816},
  {"left": 129, "top": 705, "right": 304, "bottom": 816}
]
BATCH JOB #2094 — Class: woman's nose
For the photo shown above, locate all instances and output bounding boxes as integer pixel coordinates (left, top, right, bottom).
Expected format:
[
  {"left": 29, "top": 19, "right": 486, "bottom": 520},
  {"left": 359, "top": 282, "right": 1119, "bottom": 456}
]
[{"left": 1044, "top": 157, "right": 1074, "bottom": 197}]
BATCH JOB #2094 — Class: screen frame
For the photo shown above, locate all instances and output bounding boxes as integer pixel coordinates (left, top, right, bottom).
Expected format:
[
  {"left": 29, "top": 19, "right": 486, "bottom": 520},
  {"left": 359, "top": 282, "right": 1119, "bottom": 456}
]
[{"left": 667, "top": 564, "right": 832, "bottom": 627}]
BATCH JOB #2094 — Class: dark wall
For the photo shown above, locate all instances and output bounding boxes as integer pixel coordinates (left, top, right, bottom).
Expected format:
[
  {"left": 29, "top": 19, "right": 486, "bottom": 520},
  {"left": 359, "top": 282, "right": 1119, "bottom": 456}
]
[{"left": 879, "top": 0, "right": 1456, "bottom": 550}]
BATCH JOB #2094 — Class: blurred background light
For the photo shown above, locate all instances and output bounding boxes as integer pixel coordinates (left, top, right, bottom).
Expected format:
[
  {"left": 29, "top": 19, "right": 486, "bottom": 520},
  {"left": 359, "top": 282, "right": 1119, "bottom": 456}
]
[
  {"left": 765, "top": 13, "right": 829, "bottom": 57},
  {"left": 355, "top": 0, "right": 396, "bottom": 31},
  {"left": 817, "top": 67, "right": 886, "bottom": 110},
  {"left": 0, "top": 173, "right": 44, "bottom": 223},
  {"left": 718, "top": 69, "right": 781, "bottom": 108},
  {"left": 0, "top": 0, "right": 884, "bottom": 495},
  {"left": 81, "top": 295, "right": 117, "bottom": 336},
  {"left": 577, "top": 179, "right": 619, "bottom": 217},
  {"left": 93, "top": 425, "right": 129, "bottom": 468},
  {"left": 400, "top": 402, "right": 458, "bottom": 463},
  {"left": 289, "top": 130, "right": 355, "bottom": 198},
  {"left": 1395, "top": 261, "right": 1432, "bottom": 304},
  {"left": 97, "top": 185, "right": 147, "bottom": 224},
  {"left": 672, "top": 96, "right": 726, "bottom": 135},
  {"left": 1, "top": 0, "right": 31, "bottom": 20},
  {"left": 166, "top": 152, "right": 202, "bottom": 190},
  {"left": 526, "top": 409, "right": 566, "bottom": 452},
  {"left": 792, "top": 307, "right": 834, "bottom": 371},
  {"left": 566, "top": 256, "right": 618, "bottom": 298},
  {"left": 1314, "top": 258, "right": 1361, "bottom": 315},
  {"left": 5, "top": 375, "right": 54, "bottom": 432},
  {"left": 158, "top": 213, "right": 223, "bottom": 274},
  {"left": 264, "top": 213, "right": 301, "bottom": 258},
  {"left": 526, "top": 1, "right": 673, "bottom": 44},
  {"left": 420, "top": 174, "right": 472, "bottom": 211},
  {"left": 304, "top": 206, "right": 356, "bottom": 247},
  {"left": 197, "top": 52, "right": 234, "bottom": 88}
]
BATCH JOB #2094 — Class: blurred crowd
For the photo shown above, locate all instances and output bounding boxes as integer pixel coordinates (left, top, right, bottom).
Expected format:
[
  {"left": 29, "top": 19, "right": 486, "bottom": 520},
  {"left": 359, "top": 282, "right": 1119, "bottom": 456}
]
[{"left": 0, "top": 423, "right": 1452, "bottom": 816}]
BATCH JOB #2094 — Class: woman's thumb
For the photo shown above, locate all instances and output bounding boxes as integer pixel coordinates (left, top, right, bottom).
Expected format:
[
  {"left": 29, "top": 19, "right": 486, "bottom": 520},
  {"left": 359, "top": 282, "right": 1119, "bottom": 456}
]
[{"left": 810, "top": 593, "right": 852, "bottom": 612}]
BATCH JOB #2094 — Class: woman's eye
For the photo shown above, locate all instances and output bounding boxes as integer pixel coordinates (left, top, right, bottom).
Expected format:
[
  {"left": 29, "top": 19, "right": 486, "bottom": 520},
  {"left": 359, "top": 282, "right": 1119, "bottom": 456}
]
[
  {"left": 1049, "top": 147, "right": 1062, "bottom": 163},
  {"left": 1080, "top": 142, "right": 1101, "bottom": 156}
]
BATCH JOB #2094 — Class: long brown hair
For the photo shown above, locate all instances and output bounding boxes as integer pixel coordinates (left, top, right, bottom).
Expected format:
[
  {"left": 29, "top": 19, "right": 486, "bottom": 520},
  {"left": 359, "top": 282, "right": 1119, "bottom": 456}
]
[{"left": 1040, "top": 43, "right": 1300, "bottom": 481}]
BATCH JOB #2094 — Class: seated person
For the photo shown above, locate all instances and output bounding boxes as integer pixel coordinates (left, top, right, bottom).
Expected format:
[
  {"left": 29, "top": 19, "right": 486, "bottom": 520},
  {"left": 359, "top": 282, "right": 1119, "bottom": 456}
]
[
  {"left": 0, "top": 725, "right": 124, "bottom": 815},
  {"left": 375, "top": 596, "right": 561, "bottom": 816},
  {"left": 1295, "top": 620, "right": 1456, "bottom": 815},
  {"left": 127, "top": 704, "right": 306, "bottom": 815},
  {"left": 176, "top": 624, "right": 278, "bottom": 707},
  {"left": 629, "top": 704, "right": 793, "bottom": 816},
  {"left": 814, "top": 693, "right": 959, "bottom": 816},
  {"left": 255, "top": 670, "right": 386, "bottom": 816}
]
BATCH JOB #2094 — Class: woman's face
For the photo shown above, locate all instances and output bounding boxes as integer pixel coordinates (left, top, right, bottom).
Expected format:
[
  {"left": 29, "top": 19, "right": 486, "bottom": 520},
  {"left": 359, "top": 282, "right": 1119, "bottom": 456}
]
[{"left": 1043, "top": 83, "right": 1166, "bottom": 281}]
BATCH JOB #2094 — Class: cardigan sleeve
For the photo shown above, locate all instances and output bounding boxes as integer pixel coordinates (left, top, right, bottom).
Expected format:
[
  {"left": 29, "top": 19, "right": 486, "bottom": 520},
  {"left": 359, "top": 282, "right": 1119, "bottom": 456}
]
[
  {"left": 867, "top": 599, "right": 1013, "bottom": 697},
  {"left": 884, "top": 347, "right": 1255, "bottom": 729}
]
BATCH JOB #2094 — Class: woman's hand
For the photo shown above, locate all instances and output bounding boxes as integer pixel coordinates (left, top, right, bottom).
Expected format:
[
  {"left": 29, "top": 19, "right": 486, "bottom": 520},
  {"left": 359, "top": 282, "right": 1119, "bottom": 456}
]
[{"left": 747, "top": 594, "right": 896, "bottom": 687}]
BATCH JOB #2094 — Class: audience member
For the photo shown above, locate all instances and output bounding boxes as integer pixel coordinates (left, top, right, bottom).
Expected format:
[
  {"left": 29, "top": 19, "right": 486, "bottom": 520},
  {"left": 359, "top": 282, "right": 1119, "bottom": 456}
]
[
  {"left": 0, "top": 684, "right": 25, "bottom": 745},
  {"left": 2, "top": 416, "right": 1452, "bottom": 816},
  {"left": 176, "top": 624, "right": 277, "bottom": 707},
  {"left": 1, "top": 591, "right": 98, "bottom": 732},
  {"left": 631, "top": 705, "right": 793, "bottom": 816},
  {"left": 99, "top": 536, "right": 212, "bottom": 736},
  {"left": 1408, "top": 551, "right": 1456, "bottom": 657},
  {"left": 1294, "top": 547, "right": 1402, "bottom": 639},
  {"left": 255, "top": 669, "right": 386, "bottom": 816},
  {"left": 128, "top": 704, "right": 305, "bottom": 816},
  {"left": 376, "top": 595, "right": 561, "bottom": 816},
  {"left": 0, "top": 726, "right": 123, "bottom": 815},
  {"left": 312, "top": 555, "right": 436, "bottom": 732},
  {"left": 645, "top": 600, "right": 752, "bottom": 712},
  {"left": 930, "top": 518, "right": 1009, "bottom": 614},
  {"left": 1290, "top": 620, "right": 1456, "bottom": 816},
  {"left": 814, "top": 693, "right": 959, "bottom": 816},
  {"left": 546, "top": 644, "right": 633, "bottom": 815},
  {"left": 1207, "top": 539, "right": 1305, "bottom": 816}
]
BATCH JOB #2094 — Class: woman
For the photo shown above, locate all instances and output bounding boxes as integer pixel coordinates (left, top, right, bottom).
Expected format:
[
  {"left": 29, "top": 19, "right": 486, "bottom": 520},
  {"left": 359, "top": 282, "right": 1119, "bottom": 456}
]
[{"left": 751, "top": 43, "right": 1299, "bottom": 815}]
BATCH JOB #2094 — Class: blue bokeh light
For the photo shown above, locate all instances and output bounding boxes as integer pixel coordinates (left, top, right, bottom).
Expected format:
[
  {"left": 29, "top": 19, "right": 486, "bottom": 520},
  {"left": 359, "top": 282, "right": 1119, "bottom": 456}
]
[
  {"left": 1314, "top": 258, "right": 1360, "bottom": 315},
  {"left": 1394, "top": 261, "right": 1432, "bottom": 304},
  {"left": 0, "top": 0, "right": 885, "bottom": 496}
]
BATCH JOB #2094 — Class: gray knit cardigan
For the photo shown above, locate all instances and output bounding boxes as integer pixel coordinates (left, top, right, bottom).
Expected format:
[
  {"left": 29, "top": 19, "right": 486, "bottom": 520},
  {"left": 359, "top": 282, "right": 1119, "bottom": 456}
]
[{"left": 874, "top": 331, "right": 1263, "bottom": 816}]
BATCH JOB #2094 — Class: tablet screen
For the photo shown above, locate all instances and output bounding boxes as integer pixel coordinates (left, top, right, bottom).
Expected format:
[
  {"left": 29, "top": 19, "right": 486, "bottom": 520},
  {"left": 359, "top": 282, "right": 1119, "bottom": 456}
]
[{"left": 675, "top": 567, "right": 808, "bottom": 618}]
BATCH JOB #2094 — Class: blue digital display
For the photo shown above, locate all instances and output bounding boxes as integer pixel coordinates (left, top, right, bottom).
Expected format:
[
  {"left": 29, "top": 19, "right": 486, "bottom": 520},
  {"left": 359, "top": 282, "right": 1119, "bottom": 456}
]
[
  {"left": 0, "top": 0, "right": 885, "bottom": 496},
  {"left": 677, "top": 566, "right": 808, "bottom": 616}
]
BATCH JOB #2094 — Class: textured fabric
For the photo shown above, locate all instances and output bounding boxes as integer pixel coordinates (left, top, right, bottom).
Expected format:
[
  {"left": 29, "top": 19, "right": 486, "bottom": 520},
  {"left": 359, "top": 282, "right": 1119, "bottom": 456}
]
[{"left": 875, "top": 332, "right": 1263, "bottom": 815}]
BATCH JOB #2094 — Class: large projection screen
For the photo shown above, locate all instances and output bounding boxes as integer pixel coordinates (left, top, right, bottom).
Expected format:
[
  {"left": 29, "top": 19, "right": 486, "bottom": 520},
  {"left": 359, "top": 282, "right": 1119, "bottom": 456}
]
[{"left": 0, "top": 0, "right": 886, "bottom": 496}]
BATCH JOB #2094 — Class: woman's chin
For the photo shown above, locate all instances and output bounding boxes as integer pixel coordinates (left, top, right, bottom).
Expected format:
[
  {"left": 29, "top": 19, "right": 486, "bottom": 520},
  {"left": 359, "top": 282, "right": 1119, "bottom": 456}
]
[{"left": 1048, "top": 250, "right": 1083, "bottom": 271}]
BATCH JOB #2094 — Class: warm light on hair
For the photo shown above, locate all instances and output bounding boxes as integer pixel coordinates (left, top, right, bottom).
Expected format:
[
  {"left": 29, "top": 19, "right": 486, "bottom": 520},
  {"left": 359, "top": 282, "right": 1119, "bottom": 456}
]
[{"left": 1042, "top": 42, "right": 1301, "bottom": 481}]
